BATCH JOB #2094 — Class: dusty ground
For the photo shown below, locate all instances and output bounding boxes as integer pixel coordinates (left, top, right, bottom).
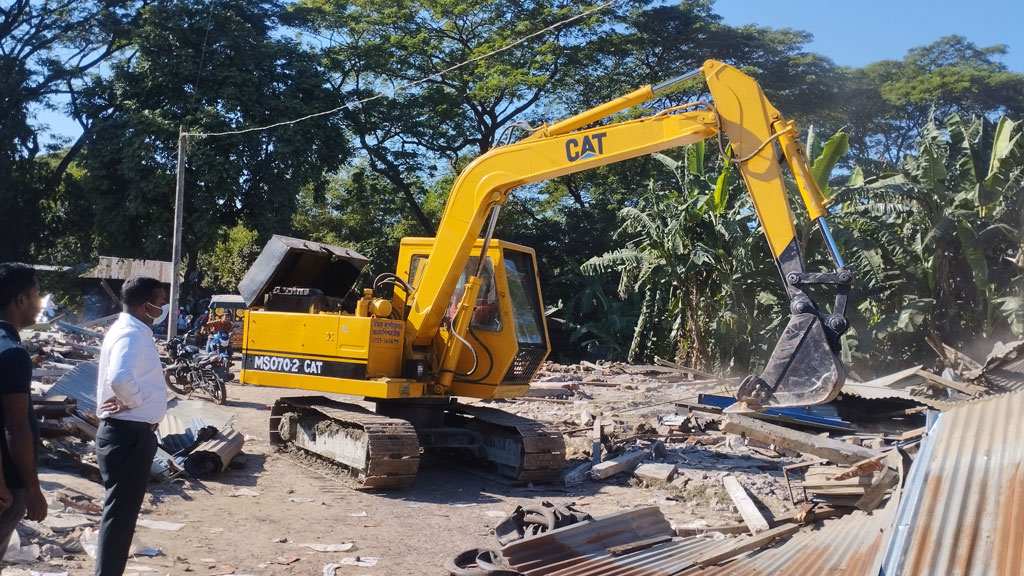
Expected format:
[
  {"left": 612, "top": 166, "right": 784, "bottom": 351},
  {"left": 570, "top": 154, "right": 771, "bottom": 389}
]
[{"left": 7, "top": 368, "right": 798, "bottom": 576}]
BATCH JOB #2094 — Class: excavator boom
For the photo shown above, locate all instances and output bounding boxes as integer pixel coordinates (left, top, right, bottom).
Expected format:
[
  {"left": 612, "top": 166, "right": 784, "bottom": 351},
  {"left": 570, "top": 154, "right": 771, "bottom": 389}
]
[{"left": 404, "top": 59, "right": 851, "bottom": 410}]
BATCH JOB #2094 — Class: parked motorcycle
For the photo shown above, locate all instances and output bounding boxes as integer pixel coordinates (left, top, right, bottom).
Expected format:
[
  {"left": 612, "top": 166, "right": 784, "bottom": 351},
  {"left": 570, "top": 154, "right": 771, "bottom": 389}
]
[{"left": 163, "top": 330, "right": 228, "bottom": 404}]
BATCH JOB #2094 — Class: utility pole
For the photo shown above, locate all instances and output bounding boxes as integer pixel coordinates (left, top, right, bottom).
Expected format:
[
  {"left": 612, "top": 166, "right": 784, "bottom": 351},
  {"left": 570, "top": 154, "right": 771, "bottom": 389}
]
[{"left": 169, "top": 126, "right": 186, "bottom": 341}]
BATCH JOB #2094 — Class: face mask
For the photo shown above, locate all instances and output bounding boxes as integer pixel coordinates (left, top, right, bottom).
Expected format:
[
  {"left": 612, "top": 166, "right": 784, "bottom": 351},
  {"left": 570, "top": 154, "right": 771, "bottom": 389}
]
[{"left": 145, "top": 302, "right": 169, "bottom": 324}]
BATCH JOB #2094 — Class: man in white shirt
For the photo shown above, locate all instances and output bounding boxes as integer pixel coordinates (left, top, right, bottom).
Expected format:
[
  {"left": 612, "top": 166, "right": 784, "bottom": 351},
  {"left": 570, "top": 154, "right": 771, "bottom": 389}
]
[{"left": 94, "top": 276, "right": 168, "bottom": 576}]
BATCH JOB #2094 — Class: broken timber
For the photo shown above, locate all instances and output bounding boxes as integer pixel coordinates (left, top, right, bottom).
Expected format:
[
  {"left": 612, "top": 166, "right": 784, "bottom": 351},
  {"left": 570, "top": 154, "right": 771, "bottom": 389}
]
[
  {"left": 723, "top": 475, "right": 770, "bottom": 534},
  {"left": 722, "top": 415, "right": 880, "bottom": 465},
  {"left": 694, "top": 523, "right": 801, "bottom": 567},
  {"left": 590, "top": 449, "right": 649, "bottom": 480}
]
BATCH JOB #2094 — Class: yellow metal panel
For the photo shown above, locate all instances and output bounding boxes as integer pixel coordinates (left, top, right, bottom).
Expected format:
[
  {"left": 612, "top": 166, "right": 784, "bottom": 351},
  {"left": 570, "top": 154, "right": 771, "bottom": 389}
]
[
  {"left": 367, "top": 318, "right": 404, "bottom": 378},
  {"left": 703, "top": 59, "right": 797, "bottom": 259},
  {"left": 245, "top": 310, "right": 350, "bottom": 358},
  {"left": 450, "top": 382, "right": 529, "bottom": 400},
  {"left": 242, "top": 369, "right": 423, "bottom": 398},
  {"left": 337, "top": 317, "right": 371, "bottom": 359}
]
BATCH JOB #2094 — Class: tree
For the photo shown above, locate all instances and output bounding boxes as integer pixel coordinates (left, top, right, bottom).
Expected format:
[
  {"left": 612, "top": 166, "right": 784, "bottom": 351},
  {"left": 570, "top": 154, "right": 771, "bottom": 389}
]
[
  {"left": 77, "top": 0, "right": 350, "bottom": 288},
  {"left": 0, "top": 0, "right": 142, "bottom": 261},
  {"left": 287, "top": 0, "right": 616, "bottom": 234},
  {"left": 839, "top": 36, "right": 1024, "bottom": 166},
  {"left": 834, "top": 113, "right": 1024, "bottom": 370}
]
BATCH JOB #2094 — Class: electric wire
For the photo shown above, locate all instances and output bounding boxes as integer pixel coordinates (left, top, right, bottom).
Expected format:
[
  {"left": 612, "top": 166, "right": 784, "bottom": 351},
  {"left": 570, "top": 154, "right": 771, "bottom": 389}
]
[
  {"left": 185, "top": 0, "right": 219, "bottom": 130},
  {"left": 184, "top": 0, "right": 619, "bottom": 139}
]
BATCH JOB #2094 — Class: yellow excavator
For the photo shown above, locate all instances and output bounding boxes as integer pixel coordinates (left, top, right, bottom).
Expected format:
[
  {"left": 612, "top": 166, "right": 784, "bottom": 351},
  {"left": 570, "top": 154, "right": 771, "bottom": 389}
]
[{"left": 236, "top": 59, "right": 852, "bottom": 488}]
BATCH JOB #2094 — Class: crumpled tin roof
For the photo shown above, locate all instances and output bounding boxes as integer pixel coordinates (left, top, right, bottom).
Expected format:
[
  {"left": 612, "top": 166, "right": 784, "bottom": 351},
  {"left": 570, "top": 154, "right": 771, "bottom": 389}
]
[
  {"left": 966, "top": 340, "right": 1024, "bottom": 393},
  {"left": 679, "top": 500, "right": 897, "bottom": 575},
  {"left": 502, "top": 506, "right": 690, "bottom": 575},
  {"left": 882, "top": 391, "right": 1024, "bottom": 575},
  {"left": 47, "top": 361, "right": 98, "bottom": 414},
  {"left": 841, "top": 366, "right": 960, "bottom": 411},
  {"left": 500, "top": 499, "right": 900, "bottom": 576}
]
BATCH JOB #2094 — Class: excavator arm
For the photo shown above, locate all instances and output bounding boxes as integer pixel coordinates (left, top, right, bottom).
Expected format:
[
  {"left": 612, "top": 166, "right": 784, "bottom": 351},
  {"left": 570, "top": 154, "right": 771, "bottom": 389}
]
[{"left": 404, "top": 59, "right": 852, "bottom": 410}]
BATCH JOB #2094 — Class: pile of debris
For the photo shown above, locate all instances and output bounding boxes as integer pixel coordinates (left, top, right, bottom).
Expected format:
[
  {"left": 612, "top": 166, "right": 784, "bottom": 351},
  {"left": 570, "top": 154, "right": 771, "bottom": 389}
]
[
  {"left": 2, "top": 317, "right": 247, "bottom": 567},
  {"left": 451, "top": 340, "right": 1024, "bottom": 575}
]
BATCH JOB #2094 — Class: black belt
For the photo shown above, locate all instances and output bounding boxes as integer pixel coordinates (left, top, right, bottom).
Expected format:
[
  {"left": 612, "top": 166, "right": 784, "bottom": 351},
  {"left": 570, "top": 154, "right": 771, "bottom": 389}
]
[{"left": 102, "top": 418, "right": 158, "bottom": 432}]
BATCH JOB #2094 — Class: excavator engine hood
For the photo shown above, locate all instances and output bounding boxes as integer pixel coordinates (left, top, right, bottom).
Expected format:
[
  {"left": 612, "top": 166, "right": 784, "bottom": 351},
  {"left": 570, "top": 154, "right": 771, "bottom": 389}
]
[{"left": 238, "top": 235, "right": 369, "bottom": 308}]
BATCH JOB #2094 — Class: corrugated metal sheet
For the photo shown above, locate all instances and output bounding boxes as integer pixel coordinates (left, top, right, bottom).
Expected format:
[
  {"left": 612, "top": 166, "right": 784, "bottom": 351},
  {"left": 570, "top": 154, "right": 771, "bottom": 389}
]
[
  {"left": 882, "top": 391, "right": 1024, "bottom": 575},
  {"left": 969, "top": 340, "right": 1024, "bottom": 393},
  {"left": 157, "top": 413, "right": 214, "bottom": 454},
  {"left": 185, "top": 428, "right": 245, "bottom": 476},
  {"left": 682, "top": 500, "right": 897, "bottom": 575},
  {"left": 164, "top": 397, "right": 235, "bottom": 430},
  {"left": 842, "top": 366, "right": 960, "bottom": 411},
  {"left": 501, "top": 501, "right": 899, "bottom": 576},
  {"left": 47, "top": 362, "right": 98, "bottom": 414},
  {"left": 81, "top": 256, "right": 176, "bottom": 283},
  {"left": 503, "top": 507, "right": 699, "bottom": 576}
]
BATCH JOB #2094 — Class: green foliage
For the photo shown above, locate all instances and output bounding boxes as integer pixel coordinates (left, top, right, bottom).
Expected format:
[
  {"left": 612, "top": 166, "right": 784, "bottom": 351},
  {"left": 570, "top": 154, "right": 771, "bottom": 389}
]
[
  {"left": 0, "top": 0, "right": 141, "bottom": 262},
  {"left": 834, "top": 114, "right": 1024, "bottom": 372},
  {"left": 197, "top": 223, "right": 262, "bottom": 292},
  {"left": 77, "top": 0, "right": 349, "bottom": 289},
  {"left": 582, "top": 144, "right": 779, "bottom": 370},
  {"left": 836, "top": 36, "right": 1024, "bottom": 166}
]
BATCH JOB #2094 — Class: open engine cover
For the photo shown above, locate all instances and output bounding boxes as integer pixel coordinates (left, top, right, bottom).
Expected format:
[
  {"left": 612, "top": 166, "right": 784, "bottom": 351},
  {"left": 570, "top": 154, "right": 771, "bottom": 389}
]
[{"left": 238, "top": 235, "right": 369, "bottom": 308}]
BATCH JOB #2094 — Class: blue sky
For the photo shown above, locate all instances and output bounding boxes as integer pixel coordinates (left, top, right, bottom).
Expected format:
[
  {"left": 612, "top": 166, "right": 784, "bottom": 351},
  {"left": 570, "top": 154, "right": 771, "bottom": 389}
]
[
  {"left": 713, "top": 0, "right": 1024, "bottom": 72},
  {"left": 35, "top": 0, "right": 1024, "bottom": 143}
]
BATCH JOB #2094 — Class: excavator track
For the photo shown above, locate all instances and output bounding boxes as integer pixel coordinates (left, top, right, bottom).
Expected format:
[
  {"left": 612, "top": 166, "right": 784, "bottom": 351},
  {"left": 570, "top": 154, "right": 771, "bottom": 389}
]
[
  {"left": 445, "top": 403, "right": 566, "bottom": 484},
  {"left": 270, "top": 396, "right": 420, "bottom": 489}
]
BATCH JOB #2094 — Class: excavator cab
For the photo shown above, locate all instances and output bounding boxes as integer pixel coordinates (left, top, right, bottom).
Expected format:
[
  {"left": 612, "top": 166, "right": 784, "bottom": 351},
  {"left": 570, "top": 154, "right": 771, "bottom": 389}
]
[{"left": 395, "top": 238, "right": 551, "bottom": 399}]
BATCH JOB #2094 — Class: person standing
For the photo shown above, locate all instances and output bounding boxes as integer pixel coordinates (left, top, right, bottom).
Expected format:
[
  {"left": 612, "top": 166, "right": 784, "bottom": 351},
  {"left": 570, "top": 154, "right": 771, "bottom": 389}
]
[
  {"left": 94, "top": 276, "right": 168, "bottom": 576},
  {"left": 0, "top": 263, "right": 48, "bottom": 561}
]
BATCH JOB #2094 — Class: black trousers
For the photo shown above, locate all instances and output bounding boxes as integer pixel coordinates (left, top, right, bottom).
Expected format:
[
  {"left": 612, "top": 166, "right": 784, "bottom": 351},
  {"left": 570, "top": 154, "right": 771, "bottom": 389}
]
[{"left": 95, "top": 419, "right": 158, "bottom": 576}]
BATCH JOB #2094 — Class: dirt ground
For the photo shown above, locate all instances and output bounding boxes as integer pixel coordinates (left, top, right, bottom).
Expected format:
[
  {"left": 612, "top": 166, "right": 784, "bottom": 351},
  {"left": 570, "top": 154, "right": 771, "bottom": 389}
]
[{"left": 8, "top": 369, "right": 798, "bottom": 576}]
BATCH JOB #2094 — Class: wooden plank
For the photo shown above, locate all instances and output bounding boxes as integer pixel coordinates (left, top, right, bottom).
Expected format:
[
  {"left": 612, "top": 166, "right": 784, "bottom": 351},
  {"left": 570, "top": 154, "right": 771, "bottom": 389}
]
[
  {"left": 831, "top": 453, "right": 887, "bottom": 482},
  {"left": 694, "top": 523, "right": 801, "bottom": 567},
  {"left": 607, "top": 534, "right": 673, "bottom": 556},
  {"left": 525, "top": 385, "right": 571, "bottom": 398},
  {"left": 68, "top": 415, "right": 97, "bottom": 440},
  {"left": 676, "top": 523, "right": 748, "bottom": 537},
  {"left": 722, "top": 475, "right": 770, "bottom": 534},
  {"left": 722, "top": 415, "right": 880, "bottom": 465},
  {"left": 32, "top": 369, "right": 72, "bottom": 378},
  {"left": 899, "top": 426, "right": 927, "bottom": 442},
  {"left": 855, "top": 466, "right": 899, "bottom": 512},
  {"left": 590, "top": 449, "right": 649, "bottom": 480},
  {"left": 654, "top": 356, "right": 718, "bottom": 380},
  {"left": 916, "top": 369, "right": 985, "bottom": 396},
  {"left": 563, "top": 462, "right": 592, "bottom": 486}
]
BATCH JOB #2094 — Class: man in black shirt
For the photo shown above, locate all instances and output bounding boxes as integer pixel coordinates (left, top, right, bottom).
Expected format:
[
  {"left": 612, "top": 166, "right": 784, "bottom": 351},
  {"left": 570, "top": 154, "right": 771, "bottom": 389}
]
[{"left": 0, "top": 263, "right": 47, "bottom": 560}]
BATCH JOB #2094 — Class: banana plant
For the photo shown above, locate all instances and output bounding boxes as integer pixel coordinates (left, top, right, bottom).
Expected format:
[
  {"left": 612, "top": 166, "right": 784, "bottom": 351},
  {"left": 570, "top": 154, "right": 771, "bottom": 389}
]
[{"left": 833, "top": 114, "right": 1024, "bottom": 371}]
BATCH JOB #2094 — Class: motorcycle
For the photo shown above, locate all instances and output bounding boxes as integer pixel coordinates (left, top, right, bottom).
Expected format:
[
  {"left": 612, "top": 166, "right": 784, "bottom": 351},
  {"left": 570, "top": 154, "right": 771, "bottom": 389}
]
[{"left": 163, "top": 330, "right": 228, "bottom": 404}]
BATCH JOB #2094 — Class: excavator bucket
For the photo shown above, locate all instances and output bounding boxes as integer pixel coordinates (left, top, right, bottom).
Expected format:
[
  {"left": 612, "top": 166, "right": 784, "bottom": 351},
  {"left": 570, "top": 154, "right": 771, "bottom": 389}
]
[{"left": 728, "top": 313, "right": 844, "bottom": 412}]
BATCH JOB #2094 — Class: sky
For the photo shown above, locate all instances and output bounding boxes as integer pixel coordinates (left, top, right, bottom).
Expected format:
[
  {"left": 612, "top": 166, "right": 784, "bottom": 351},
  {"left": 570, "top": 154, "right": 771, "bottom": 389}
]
[
  {"left": 713, "top": 0, "right": 1024, "bottom": 72},
  {"left": 34, "top": 0, "right": 1024, "bottom": 144}
]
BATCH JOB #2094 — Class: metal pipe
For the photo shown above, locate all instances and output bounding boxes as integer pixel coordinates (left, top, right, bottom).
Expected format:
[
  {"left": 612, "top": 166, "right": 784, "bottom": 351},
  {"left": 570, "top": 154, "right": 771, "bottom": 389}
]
[
  {"left": 475, "top": 205, "right": 501, "bottom": 278},
  {"left": 652, "top": 68, "right": 704, "bottom": 95},
  {"left": 816, "top": 217, "right": 846, "bottom": 269}
]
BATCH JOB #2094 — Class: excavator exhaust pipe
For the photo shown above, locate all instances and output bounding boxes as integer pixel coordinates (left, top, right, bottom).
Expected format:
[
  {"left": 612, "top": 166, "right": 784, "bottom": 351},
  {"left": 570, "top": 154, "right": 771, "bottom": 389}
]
[{"left": 728, "top": 313, "right": 845, "bottom": 412}]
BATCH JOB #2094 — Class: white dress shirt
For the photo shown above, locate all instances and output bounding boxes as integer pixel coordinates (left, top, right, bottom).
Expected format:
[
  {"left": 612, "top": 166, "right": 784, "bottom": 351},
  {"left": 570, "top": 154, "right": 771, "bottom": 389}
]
[{"left": 96, "top": 313, "right": 167, "bottom": 424}]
